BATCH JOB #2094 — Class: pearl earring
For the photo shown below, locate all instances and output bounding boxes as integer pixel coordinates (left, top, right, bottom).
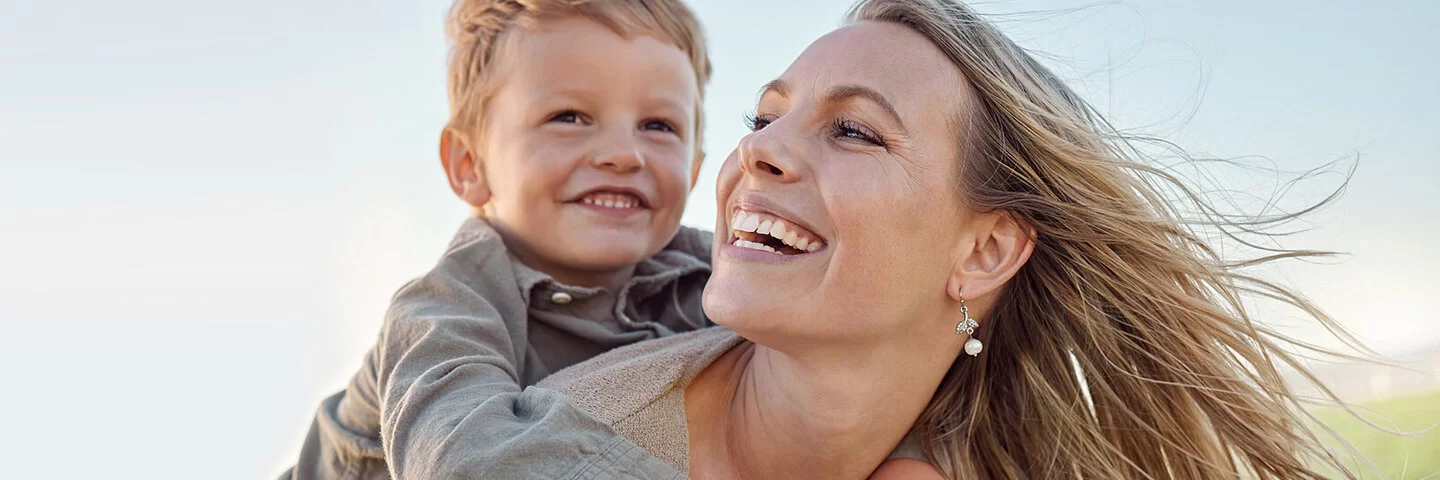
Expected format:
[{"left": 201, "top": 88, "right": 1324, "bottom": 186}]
[{"left": 954, "top": 295, "right": 983, "bottom": 356}]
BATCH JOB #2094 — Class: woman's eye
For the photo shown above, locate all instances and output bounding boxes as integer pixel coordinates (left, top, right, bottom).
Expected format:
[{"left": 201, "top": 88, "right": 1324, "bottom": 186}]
[
  {"left": 833, "top": 120, "right": 884, "bottom": 147},
  {"left": 743, "top": 113, "right": 773, "bottom": 132},
  {"left": 642, "top": 119, "right": 677, "bottom": 134},
  {"left": 549, "top": 111, "right": 583, "bottom": 124}
]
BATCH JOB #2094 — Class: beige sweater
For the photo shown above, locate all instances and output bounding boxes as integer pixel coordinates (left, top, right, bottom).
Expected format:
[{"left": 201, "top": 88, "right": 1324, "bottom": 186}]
[{"left": 537, "top": 326, "right": 928, "bottom": 474}]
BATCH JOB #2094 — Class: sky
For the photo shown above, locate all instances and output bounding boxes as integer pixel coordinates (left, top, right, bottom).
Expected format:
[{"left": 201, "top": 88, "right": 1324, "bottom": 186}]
[{"left": 1, "top": 0, "right": 1436, "bottom": 478}]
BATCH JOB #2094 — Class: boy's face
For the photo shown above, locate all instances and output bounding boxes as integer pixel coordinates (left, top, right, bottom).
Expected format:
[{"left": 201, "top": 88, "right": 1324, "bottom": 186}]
[{"left": 460, "top": 16, "right": 699, "bottom": 287}]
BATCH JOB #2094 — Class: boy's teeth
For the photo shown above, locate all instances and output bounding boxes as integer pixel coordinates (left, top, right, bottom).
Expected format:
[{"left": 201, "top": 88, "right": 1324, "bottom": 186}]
[{"left": 580, "top": 192, "right": 641, "bottom": 209}]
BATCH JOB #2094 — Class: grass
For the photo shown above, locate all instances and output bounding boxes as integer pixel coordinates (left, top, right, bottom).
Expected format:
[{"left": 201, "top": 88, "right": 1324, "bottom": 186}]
[{"left": 1310, "top": 389, "right": 1440, "bottom": 479}]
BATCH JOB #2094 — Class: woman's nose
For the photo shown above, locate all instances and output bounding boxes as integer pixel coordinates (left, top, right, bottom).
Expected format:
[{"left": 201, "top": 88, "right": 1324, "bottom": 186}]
[{"left": 738, "top": 127, "right": 802, "bottom": 183}]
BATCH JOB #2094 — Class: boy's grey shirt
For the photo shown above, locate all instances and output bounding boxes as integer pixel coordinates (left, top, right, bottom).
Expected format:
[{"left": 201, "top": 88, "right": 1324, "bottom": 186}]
[{"left": 282, "top": 218, "right": 710, "bottom": 479}]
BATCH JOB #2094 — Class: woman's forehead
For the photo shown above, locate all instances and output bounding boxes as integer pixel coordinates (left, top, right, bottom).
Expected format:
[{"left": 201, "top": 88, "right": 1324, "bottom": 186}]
[{"left": 775, "top": 22, "right": 968, "bottom": 116}]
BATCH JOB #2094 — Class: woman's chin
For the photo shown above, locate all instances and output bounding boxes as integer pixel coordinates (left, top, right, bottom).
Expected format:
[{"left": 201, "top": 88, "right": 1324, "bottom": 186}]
[
  {"left": 701, "top": 281, "right": 816, "bottom": 341},
  {"left": 705, "top": 281, "right": 840, "bottom": 344}
]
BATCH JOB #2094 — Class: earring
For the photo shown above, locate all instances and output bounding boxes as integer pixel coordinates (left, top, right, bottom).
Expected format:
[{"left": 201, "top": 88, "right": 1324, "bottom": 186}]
[{"left": 954, "top": 295, "right": 983, "bottom": 356}]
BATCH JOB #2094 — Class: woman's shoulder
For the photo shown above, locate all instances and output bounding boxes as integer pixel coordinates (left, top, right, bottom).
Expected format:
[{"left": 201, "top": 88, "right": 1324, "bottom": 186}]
[{"left": 536, "top": 327, "right": 744, "bottom": 424}]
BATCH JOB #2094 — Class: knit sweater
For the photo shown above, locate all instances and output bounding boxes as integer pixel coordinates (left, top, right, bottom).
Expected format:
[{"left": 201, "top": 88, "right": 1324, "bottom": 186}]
[{"left": 538, "top": 327, "right": 929, "bottom": 474}]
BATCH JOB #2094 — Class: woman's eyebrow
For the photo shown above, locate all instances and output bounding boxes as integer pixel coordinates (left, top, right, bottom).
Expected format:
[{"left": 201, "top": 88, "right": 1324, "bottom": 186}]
[
  {"left": 758, "top": 79, "right": 789, "bottom": 99},
  {"left": 758, "top": 80, "right": 907, "bottom": 131},
  {"left": 825, "top": 84, "right": 906, "bottom": 130}
]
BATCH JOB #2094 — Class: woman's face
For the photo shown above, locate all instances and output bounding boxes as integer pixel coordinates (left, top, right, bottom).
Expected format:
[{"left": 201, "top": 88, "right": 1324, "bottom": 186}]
[{"left": 704, "top": 21, "right": 980, "bottom": 347}]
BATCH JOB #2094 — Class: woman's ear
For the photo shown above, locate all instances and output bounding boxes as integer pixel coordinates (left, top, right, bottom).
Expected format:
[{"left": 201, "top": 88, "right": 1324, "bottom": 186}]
[
  {"left": 440, "top": 128, "right": 490, "bottom": 207},
  {"left": 947, "top": 211, "right": 1036, "bottom": 302}
]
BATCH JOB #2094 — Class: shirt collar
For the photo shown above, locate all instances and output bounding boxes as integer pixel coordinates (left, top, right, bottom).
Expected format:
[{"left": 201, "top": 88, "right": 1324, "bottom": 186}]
[{"left": 447, "top": 218, "right": 712, "bottom": 306}]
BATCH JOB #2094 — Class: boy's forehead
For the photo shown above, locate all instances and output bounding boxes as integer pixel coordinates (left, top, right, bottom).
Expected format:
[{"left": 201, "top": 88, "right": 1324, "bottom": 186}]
[{"left": 498, "top": 16, "right": 699, "bottom": 103}]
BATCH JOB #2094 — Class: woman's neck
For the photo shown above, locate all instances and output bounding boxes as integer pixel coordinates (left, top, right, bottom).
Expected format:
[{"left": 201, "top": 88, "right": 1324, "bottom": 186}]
[{"left": 686, "top": 336, "right": 960, "bottom": 479}]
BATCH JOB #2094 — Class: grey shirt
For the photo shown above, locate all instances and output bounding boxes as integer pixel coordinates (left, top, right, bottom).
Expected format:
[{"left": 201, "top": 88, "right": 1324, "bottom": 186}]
[{"left": 282, "top": 218, "right": 712, "bottom": 479}]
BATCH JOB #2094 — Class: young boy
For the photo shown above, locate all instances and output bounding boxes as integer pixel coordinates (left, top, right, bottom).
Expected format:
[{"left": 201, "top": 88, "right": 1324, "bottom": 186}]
[{"left": 282, "top": 0, "right": 714, "bottom": 478}]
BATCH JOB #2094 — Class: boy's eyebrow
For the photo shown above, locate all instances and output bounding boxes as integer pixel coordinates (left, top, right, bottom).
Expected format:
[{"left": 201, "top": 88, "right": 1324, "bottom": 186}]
[{"left": 824, "top": 84, "right": 906, "bottom": 130}]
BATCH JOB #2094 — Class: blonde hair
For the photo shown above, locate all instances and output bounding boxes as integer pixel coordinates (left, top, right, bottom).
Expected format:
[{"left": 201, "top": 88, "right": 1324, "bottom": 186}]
[
  {"left": 444, "top": 0, "right": 712, "bottom": 160},
  {"left": 847, "top": 0, "right": 1369, "bottom": 478}
]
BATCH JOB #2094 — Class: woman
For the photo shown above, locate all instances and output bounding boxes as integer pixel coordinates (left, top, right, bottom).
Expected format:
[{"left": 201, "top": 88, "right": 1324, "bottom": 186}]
[{"left": 536, "top": 0, "right": 1364, "bottom": 478}]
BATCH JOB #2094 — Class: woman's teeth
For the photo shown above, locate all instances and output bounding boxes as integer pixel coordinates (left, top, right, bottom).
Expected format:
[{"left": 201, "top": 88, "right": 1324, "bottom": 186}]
[
  {"left": 730, "top": 209, "right": 825, "bottom": 254},
  {"left": 579, "top": 192, "right": 642, "bottom": 209},
  {"left": 733, "top": 239, "right": 779, "bottom": 254}
]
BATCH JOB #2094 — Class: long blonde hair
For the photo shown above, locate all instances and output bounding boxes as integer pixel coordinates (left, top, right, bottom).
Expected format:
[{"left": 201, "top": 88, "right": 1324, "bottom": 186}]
[{"left": 848, "top": 0, "right": 1368, "bottom": 478}]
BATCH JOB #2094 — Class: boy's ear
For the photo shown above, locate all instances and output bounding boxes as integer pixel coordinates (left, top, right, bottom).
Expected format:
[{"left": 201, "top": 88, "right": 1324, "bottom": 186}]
[
  {"left": 440, "top": 128, "right": 490, "bottom": 207},
  {"left": 945, "top": 211, "right": 1036, "bottom": 305},
  {"left": 688, "top": 151, "right": 705, "bottom": 192}
]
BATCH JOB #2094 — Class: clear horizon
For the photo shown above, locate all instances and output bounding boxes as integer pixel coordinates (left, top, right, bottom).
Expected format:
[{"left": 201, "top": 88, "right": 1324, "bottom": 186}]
[{"left": 1, "top": 0, "right": 1436, "bottom": 478}]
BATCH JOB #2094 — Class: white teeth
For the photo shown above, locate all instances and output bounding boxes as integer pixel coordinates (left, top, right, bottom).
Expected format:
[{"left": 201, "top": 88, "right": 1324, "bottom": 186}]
[
  {"left": 728, "top": 208, "right": 828, "bottom": 254},
  {"left": 731, "top": 238, "right": 779, "bottom": 254},
  {"left": 769, "top": 223, "right": 787, "bottom": 240},
  {"left": 740, "top": 214, "right": 761, "bottom": 232},
  {"left": 580, "top": 192, "right": 642, "bottom": 209}
]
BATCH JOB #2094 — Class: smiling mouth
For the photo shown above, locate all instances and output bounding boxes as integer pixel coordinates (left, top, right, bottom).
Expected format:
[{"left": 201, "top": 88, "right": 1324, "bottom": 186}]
[
  {"left": 729, "top": 209, "right": 826, "bottom": 255},
  {"left": 574, "top": 190, "right": 647, "bottom": 209}
]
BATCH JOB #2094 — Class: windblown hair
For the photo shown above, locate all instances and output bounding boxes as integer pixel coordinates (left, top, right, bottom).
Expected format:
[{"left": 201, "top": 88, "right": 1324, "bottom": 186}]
[
  {"left": 444, "top": 0, "right": 712, "bottom": 160},
  {"left": 848, "top": 0, "right": 1367, "bottom": 478}
]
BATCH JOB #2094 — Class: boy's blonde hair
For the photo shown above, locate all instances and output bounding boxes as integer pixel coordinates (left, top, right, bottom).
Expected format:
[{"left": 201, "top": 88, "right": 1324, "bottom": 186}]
[{"left": 445, "top": 0, "right": 712, "bottom": 161}]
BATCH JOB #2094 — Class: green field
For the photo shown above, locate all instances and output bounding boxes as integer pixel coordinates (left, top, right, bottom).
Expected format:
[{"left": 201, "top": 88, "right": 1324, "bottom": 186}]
[{"left": 1311, "top": 390, "right": 1440, "bottom": 479}]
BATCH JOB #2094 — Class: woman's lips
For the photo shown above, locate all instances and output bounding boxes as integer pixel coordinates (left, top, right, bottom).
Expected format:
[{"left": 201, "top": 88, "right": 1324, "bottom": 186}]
[{"left": 728, "top": 208, "right": 826, "bottom": 255}]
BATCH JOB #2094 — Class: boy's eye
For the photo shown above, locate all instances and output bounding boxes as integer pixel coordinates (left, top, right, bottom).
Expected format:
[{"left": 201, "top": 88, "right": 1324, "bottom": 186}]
[
  {"left": 548, "top": 110, "right": 584, "bottom": 124},
  {"left": 641, "top": 119, "right": 677, "bottom": 134}
]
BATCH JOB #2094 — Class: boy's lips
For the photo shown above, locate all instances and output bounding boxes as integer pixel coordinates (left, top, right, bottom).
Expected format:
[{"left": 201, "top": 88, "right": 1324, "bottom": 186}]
[
  {"left": 567, "top": 186, "right": 652, "bottom": 209},
  {"left": 568, "top": 186, "right": 653, "bottom": 219}
]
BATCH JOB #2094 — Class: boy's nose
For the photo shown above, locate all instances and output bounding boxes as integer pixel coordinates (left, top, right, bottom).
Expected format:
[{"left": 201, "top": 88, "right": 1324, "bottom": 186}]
[{"left": 591, "top": 136, "right": 644, "bottom": 173}]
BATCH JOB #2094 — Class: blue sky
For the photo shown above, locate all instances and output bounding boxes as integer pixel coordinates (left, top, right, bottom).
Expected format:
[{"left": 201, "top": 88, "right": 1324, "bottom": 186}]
[{"left": 1, "top": 0, "right": 1436, "bottom": 477}]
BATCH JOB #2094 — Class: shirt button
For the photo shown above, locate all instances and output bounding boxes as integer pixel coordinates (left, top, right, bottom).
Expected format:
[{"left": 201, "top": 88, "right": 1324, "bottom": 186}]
[{"left": 550, "top": 292, "right": 573, "bottom": 305}]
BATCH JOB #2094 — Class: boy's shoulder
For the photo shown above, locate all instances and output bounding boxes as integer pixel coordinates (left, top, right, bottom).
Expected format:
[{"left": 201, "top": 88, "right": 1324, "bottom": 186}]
[
  {"left": 631, "top": 225, "right": 713, "bottom": 284},
  {"left": 441, "top": 217, "right": 512, "bottom": 261},
  {"left": 386, "top": 218, "right": 525, "bottom": 314},
  {"left": 665, "top": 225, "right": 713, "bottom": 264}
]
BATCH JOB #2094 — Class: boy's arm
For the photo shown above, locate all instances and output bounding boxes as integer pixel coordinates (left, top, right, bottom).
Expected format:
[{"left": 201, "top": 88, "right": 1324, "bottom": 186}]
[
  {"left": 373, "top": 252, "right": 683, "bottom": 479},
  {"left": 281, "top": 349, "right": 388, "bottom": 480}
]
